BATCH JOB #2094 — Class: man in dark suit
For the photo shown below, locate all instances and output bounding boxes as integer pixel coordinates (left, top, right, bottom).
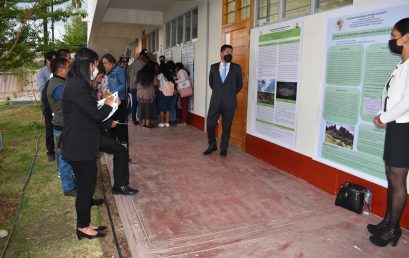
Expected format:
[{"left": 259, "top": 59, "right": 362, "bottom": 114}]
[{"left": 203, "top": 44, "right": 243, "bottom": 157}]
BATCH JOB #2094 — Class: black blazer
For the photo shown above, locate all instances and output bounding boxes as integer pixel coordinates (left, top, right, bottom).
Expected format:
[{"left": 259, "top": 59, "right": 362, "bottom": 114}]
[
  {"left": 62, "top": 77, "right": 112, "bottom": 161},
  {"left": 209, "top": 62, "right": 243, "bottom": 109}
]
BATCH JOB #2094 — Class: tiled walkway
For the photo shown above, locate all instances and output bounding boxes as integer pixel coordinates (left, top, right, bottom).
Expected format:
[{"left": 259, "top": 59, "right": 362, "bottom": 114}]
[{"left": 104, "top": 125, "right": 409, "bottom": 258}]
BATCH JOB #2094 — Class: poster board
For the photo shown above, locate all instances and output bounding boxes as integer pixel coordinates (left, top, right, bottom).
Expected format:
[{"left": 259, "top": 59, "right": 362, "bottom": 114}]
[
  {"left": 181, "top": 44, "right": 195, "bottom": 111},
  {"left": 316, "top": 1, "right": 409, "bottom": 187},
  {"left": 247, "top": 18, "right": 303, "bottom": 149}
]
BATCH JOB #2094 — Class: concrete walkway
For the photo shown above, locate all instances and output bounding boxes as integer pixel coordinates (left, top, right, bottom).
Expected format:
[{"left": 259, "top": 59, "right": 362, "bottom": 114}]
[{"left": 104, "top": 124, "right": 409, "bottom": 258}]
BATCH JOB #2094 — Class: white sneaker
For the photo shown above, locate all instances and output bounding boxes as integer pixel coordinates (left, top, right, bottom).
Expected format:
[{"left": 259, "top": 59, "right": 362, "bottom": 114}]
[
  {"left": 158, "top": 123, "right": 164, "bottom": 128},
  {"left": 165, "top": 123, "right": 170, "bottom": 127}
]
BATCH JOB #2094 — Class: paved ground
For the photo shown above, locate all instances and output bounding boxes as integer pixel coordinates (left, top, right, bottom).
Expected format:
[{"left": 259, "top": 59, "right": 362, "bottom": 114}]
[{"left": 104, "top": 124, "right": 409, "bottom": 258}]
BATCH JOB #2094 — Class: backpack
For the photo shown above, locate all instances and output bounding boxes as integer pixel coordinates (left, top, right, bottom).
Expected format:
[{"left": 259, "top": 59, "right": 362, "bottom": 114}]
[{"left": 160, "top": 74, "right": 175, "bottom": 97}]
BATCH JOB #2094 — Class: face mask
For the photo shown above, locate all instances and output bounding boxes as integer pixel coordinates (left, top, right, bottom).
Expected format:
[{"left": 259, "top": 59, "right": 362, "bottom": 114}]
[
  {"left": 223, "top": 54, "right": 232, "bottom": 63},
  {"left": 388, "top": 38, "right": 404, "bottom": 54},
  {"left": 91, "top": 66, "right": 99, "bottom": 80}
]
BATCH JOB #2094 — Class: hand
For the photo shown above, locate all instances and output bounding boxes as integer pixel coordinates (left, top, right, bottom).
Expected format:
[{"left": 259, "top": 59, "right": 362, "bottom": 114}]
[
  {"left": 374, "top": 114, "right": 386, "bottom": 128},
  {"left": 111, "top": 120, "right": 117, "bottom": 128},
  {"left": 104, "top": 95, "right": 115, "bottom": 107}
]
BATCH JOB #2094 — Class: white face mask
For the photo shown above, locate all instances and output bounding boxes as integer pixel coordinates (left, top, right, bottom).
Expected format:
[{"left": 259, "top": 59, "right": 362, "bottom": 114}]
[{"left": 91, "top": 66, "right": 99, "bottom": 80}]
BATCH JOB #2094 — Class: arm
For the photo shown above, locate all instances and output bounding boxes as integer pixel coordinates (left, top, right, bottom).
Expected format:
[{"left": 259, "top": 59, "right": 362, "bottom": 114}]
[
  {"left": 51, "top": 84, "right": 64, "bottom": 101},
  {"left": 65, "top": 80, "right": 112, "bottom": 123},
  {"left": 116, "top": 68, "right": 126, "bottom": 95},
  {"left": 209, "top": 67, "right": 214, "bottom": 90},
  {"left": 236, "top": 65, "right": 243, "bottom": 94},
  {"left": 36, "top": 69, "right": 46, "bottom": 92},
  {"left": 175, "top": 70, "right": 187, "bottom": 84},
  {"left": 380, "top": 72, "right": 409, "bottom": 123}
]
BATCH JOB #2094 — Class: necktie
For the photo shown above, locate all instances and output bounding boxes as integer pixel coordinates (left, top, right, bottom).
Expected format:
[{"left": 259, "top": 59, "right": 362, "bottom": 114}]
[{"left": 221, "top": 64, "right": 227, "bottom": 83}]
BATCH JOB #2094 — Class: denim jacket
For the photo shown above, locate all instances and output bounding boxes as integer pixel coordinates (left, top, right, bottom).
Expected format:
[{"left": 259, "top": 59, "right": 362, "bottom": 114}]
[{"left": 107, "top": 66, "right": 126, "bottom": 100}]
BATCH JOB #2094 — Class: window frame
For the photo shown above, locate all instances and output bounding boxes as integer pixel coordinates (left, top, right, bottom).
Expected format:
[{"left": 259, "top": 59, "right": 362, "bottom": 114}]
[{"left": 165, "top": 7, "right": 198, "bottom": 48}]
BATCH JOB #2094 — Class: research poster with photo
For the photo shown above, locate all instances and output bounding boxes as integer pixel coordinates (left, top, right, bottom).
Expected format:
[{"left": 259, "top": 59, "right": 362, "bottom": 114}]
[
  {"left": 181, "top": 44, "right": 195, "bottom": 111},
  {"left": 317, "top": 2, "right": 409, "bottom": 186},
  {"left": 248, "top": 19, "right": 303, "bottom": 149}
]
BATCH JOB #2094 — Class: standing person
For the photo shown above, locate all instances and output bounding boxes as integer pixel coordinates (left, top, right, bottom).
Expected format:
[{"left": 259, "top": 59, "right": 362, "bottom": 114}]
[
  {"left": 157, "top": 63, "right": 174, "bottom": 127},
  {"left": 56, "top": 49, "right": 72, "bottom": 65},
  {"left": 369, "top": 18, "right": 409, "bottom": 247},
  {"left": 175, "top": 62, "right": 192, "bottom": 126},
  {"left": 46, "top": 58, "right": 76, "bottom": 196},
  {"left": 128, "top": 51, "right": 149, "bottom": 124},
  {"left": 37, "top": 50, "right": 56, "bottom": 161},
  {"left": 62, "top": 48, "right": 118, "bottom": 239},
  {"left": 167, "top": 61, "right": 178, "bottom": 125},
  {"left": 203, "top": 44, "right": 242, "bottom": 157},
  {"left": 101, "top": 54, "right": 128, "bottom": 144},
  {"left": 136, "top": 61, "right": 159, "bottom": 128},
  {"left": 159, "top": 55, "right": 166, "bottom": 64}
]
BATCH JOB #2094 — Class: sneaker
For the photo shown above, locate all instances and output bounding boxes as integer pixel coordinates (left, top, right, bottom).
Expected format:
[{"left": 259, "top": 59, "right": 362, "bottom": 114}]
[
  {"left": 165, "top": 123, "right": 170, "bottom": 127},
  {"left": 158, "top": 123, "right": 164, "bottom": 128}
]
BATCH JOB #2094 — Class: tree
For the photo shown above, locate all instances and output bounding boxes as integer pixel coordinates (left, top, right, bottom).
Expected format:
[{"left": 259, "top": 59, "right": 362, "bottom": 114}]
[
  {"left": 57, "top": 8, "right": 87, "bottom": 52},
  {"left": 0, "top": 0, "right": 83, "bottom": 71}
]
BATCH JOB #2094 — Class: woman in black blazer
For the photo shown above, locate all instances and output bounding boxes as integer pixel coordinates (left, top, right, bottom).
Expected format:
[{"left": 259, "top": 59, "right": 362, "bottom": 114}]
[{"left": 62, "top": 48, "right": 117, "bottom": 239}]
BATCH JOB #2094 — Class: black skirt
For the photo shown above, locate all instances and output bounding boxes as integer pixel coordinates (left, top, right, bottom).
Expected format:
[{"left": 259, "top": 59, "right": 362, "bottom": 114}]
[{"left": 383, "top": 121, "right": 409, "bottom": 167}]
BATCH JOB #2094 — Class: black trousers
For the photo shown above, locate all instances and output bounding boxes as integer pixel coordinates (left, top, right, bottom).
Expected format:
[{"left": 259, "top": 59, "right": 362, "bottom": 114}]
[
  {"left": 206, "top": 105, "right": 235, "bottom": 150},
  {"left": 44, "top": 115, "right": 55, "bottom": 156},
  {"left": 110, "top": 99, "right": 128, "bottom": 144},
  {"left": 69, "top": 160, "right": 97, "bottom": 228},
  {"left": 99, "top": 132, "right": 129, "bottom": 187}
]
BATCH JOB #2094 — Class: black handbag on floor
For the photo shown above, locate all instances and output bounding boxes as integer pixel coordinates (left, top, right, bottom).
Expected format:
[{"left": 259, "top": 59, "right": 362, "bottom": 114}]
[{"left": 335, "top": 182, "right": 366, "bottom": 214}]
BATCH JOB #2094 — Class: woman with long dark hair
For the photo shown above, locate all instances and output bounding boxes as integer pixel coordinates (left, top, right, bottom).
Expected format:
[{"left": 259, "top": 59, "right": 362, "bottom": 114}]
[
  {"left": 62, "top": 48, "right": 118, "bottom": 239},
  {"left": 157, "top": 63, "right": 175, "bottom": 127},
  {"left": 370, "top": 18, "right": 409, "bottom": 247},
  {"left": 136, "top": 61, "right": 159, "bottom": 128}
]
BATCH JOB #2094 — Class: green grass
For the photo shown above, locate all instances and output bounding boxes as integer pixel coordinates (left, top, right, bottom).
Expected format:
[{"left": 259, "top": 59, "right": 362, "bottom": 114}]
[{"left": 0, "top": 104, "right": 103, "bottom": 257}]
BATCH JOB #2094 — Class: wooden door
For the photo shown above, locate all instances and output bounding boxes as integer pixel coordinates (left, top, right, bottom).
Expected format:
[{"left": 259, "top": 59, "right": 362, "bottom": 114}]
[{"left": 218, "top": 0, "right": 253, "bottom": 150}]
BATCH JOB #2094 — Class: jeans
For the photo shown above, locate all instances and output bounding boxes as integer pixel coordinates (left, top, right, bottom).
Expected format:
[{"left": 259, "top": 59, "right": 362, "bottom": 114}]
[
  {"left": 130, "top": 89, "right": 138, "bottom": 121},
  {"left": 54, "top": 129, "right": 75, "bottom": 192},
  {"left": 170, "top": 95, "right": 177, "bottom": 121}
]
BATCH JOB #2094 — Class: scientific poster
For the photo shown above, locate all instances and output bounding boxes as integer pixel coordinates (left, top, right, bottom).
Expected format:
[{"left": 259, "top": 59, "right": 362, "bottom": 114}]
[
  {"left": 317, "top": 3, "right": 409, "bottom": 186},
  {"left": 248, "top": 19, "right": 303, "bottom": 149},
  {"left": 181, "top": 44, "right": 195, "bottom": 111}
]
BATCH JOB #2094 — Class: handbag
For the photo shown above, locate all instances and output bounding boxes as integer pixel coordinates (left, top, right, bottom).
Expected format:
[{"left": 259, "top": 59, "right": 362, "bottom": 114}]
[
  {"left": 177, "top": 79, "right": 193, "bottom": 98},
  {"left": 335, "top": 182, "right": 366, "bottom": 214}
]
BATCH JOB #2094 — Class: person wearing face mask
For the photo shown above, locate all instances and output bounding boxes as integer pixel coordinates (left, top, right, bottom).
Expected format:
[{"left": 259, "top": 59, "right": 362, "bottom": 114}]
[
  {"left": 62, "top": 48, "right": 119, "bottom": 240},
  {"left": 203, "top": 44, "right": 243, "bottom": 157},
  {"left": 369, "top": 18, "right": 409, "bottom": 247},
  {"left": 101, "top": 53, "right": 128, "bottom": 145}
]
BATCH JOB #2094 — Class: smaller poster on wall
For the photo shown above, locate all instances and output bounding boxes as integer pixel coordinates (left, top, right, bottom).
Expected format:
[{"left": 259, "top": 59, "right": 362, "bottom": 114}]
[
  {"left": 181, "top": 44, "right": 195, "bottom": 111},
  {"left": 248, "top": 18, "right": 303, "bottom": 149}
]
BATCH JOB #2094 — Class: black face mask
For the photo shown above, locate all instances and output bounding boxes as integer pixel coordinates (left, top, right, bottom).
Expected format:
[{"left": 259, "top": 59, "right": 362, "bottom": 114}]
[
  {"left": 388, "top": 39, "right": 404, "bottom": 54},
  {"left": 223, "top": 54, "right": 232, "bottom": 63}
]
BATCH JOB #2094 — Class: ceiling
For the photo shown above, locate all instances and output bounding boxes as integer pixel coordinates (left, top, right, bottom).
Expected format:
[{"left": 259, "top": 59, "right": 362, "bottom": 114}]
[{"left": 108, "top": 0, "right": 201, "bottom": 11}]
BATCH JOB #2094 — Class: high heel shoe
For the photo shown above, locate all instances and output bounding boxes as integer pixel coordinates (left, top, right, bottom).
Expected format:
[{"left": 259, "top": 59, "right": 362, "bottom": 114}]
[
  {"left": 76, "top": 229, "right": 106, "bottom": 240},
  {"left": 367, "top": 220, "right": 389, "bottom": 235},
  {"left": 369, "top": 227, "right": 401, "bottom": 247}
]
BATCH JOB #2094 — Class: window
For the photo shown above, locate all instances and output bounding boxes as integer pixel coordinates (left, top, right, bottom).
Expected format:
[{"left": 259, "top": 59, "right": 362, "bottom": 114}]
[
  {"left": 177, "top": 16, "right": 184, "bottom": 45},
  {"left": 166, "top": 22, "right": 171, "bottom": 48},
  {"left": 171, "top": 20, "right": 177, "bottom": 47},
  {"left": 165, "top": 8, "right": 198, "bottom": 48},
  {"left": 240, "top": 0, "right": 251, "bottom": 20},
  {"left": 256, "top": 0, "right": 352, "bottom": 26},
  {"left": 192, "top": 8, "right": 198, "bottom": 39},
  {"left": 316, "top": 0, "right": 352, "bottom": 12},
  {"left": 224, "top": 0, "right": 236, "bottom": 24},
  {"left": 185, "top": 12, "right": 192, "bottom": 42},
  {"left": 285, "top": 0, "right": 311, "bottom": 18},
  {"left": 148, "top": 29, "right": 159, "bottom": 52}
]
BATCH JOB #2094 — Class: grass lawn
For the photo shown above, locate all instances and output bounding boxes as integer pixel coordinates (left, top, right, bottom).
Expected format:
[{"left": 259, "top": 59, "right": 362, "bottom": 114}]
[{"left": 0, "top": 104, "right": 104, "bottom": 257}]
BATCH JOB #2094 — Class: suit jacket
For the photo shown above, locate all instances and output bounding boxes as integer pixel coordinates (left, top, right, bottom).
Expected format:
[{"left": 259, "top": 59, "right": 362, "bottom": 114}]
[
  {"left": 62, "top": 77, "right": 112, "bottom": 161},
  {"left": 209, "top": 62, "right": 243, "bottom": 109}
]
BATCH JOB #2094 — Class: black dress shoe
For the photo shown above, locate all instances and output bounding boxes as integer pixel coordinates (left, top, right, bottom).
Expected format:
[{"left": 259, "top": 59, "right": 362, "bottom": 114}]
[
  {"left": 93, "top": 226, "right": 107, "bottom": 231},
  {"left": 112, "top": 185, "right": 139, "bottom": 195},
  {"left": 203, "top": 146, "right": 217, "bottom": 155},
  {"left": 370, "top": 227, "right": 401, "bottom": 247},
  {"left": 220, "top": 149, "right": 227, "bottom": 157},
  {"left": 91, "top": 198, "right": 104, "bottom": 206},
  {"left": 367, "top": 220, "right": 389, "bottom": 235},
  {"left": 76, "top": 229, "right": 105, "bottom": 240},
  {"left": 64, "top": 188, "right": 77, "bottom": 197}
]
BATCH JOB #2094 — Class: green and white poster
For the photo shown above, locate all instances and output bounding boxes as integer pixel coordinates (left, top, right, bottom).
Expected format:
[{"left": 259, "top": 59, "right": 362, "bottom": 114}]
[
  {"left": 317, "top": 2, "right": 409, "bottom": 186},
  {"left": 248, "top": 18, "right": 303, "bottom": 149}
]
